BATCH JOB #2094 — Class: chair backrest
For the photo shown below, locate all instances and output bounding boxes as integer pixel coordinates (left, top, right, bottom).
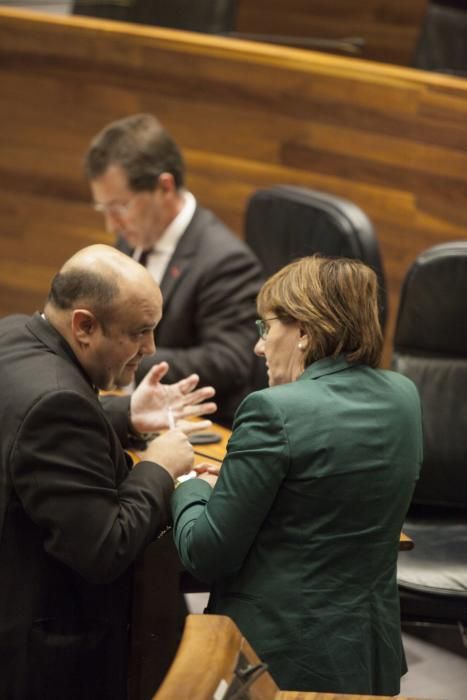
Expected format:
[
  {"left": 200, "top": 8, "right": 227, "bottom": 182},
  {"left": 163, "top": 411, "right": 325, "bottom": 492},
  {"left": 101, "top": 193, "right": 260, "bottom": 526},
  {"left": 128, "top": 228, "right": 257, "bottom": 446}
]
[
  {"left": 392, "top": 241, "right": 467, "bottom": 510},
  {"left": 73, "top": 0, "right": 236, "bottom": 34},
  {"left": 244, "top": 185, "right": 388, "bottom": 331},
  {"left": 413, "top": 1, "right": 467, "bottom": 77}
]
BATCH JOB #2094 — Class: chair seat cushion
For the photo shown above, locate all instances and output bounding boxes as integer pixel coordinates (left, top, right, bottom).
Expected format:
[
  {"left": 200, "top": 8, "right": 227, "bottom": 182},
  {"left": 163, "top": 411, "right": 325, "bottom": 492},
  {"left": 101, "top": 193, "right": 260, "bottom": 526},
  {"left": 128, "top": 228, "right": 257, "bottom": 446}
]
[{"left": 398, "top": 517, "right": 467, "bottom": 596}]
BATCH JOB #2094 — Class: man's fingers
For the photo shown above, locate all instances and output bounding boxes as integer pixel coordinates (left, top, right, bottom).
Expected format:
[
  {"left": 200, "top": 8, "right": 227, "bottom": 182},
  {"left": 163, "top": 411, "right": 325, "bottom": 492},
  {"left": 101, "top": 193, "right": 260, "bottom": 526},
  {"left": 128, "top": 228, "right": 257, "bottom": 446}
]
[
  {"left": 176, "top": 386, "right": 216, "bottom": 407},
  {"left": 193, "top": 386, "right": 216, "bottom": 401},
  {"left": 175, "top": 374, "right": 200, "bottom": 395},
  {"left": 181, "top": 402, "right": 217, "bottom": 418},
  {"left": 145, "top": 362, "right": 170, "bottom": 385},
  {"left": 176, "top": 419, "right": 213, "bottom": 434}
]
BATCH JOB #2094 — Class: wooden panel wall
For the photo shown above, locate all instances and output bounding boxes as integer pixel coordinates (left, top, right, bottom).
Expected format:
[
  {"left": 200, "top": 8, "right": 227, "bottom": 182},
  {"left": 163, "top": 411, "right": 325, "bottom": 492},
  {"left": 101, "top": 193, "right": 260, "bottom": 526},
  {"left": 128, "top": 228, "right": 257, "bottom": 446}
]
[
  {"left": 236, "top": 0, "right": 428, "bottom": 66},
  {"left": 0, "top": 8, "right": 466, "bottom": 366}
]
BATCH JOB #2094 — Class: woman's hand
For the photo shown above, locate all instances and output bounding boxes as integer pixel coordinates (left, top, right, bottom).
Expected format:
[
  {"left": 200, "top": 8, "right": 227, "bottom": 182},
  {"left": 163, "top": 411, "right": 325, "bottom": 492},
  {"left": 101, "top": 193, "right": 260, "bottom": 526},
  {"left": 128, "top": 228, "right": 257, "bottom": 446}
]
[{"left": 194, "top": 462, "right": 221, "bottom": 487}]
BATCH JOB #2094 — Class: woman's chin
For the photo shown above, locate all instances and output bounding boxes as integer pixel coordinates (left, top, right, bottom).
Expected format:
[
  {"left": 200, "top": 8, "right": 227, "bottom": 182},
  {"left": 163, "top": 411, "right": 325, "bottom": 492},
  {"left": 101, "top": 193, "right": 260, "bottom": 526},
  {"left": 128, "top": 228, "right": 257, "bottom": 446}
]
[{"left": 267, "top": 370, "right": 279, "bottom": 387}]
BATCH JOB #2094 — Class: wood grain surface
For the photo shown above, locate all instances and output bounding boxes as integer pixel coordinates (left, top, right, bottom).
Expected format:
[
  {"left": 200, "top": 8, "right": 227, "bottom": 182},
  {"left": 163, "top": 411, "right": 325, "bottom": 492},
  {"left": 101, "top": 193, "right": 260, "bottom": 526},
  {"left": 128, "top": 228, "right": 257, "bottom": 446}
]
[
  {"left": 0, "top": 8, "right": 466, "bottom": 369},
  {"left": 154, "top": 614, "right": 279, "bottom": 700},
  {"left": 236, "top": 0, "right": 428, "bottom": 65}
]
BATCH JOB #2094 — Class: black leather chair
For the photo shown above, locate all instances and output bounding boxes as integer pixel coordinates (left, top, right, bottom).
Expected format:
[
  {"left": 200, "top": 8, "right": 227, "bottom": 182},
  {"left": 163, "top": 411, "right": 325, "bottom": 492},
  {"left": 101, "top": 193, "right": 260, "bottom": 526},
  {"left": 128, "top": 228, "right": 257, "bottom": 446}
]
[
  {"left": 244, "top": 185, "right": 388, "bottom": 331},
  {"left": 394, "top": 242, "right": 467, "bottom": 648},
  {"left": 72, "top": 0, "right": 236, "bottom": 34},
  {"left": 413, "top": 1, "right": 467, "bottom": 77},
  {"left": 245, "top": 185, "right": 388, "bottom": 393}
]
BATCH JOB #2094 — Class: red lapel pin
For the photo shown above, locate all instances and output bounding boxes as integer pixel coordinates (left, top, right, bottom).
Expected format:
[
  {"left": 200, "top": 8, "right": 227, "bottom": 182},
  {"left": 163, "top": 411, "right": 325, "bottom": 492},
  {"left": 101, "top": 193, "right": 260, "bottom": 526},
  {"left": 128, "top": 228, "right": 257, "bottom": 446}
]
[{"left": 170, "top": 265, "right": 182, "bottom": 279}]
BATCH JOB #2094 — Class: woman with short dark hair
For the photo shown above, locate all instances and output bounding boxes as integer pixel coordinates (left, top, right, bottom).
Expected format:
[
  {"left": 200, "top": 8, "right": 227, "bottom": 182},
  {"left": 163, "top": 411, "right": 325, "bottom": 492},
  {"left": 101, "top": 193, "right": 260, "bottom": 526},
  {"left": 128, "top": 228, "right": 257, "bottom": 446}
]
[{"left": 172, "top": 255, "right": 423, "bottom": 695}]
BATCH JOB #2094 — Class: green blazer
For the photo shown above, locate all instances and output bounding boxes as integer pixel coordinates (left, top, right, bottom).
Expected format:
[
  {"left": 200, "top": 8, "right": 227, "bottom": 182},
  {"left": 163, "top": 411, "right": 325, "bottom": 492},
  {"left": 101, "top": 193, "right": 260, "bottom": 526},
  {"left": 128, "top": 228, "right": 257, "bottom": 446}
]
[{"left": 172, "top": 356, "right": 423, "bottom": 694}]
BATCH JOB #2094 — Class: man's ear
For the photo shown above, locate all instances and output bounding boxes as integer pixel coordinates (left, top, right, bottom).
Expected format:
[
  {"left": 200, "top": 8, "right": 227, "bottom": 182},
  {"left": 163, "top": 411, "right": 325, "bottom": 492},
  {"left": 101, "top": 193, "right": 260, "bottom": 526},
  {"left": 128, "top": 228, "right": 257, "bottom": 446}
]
[
  {"left": 71, "top": 309, "right": 99, "bottom": 348},
  {"left": 157, "top": 172, "right": 176, "bottom": 195}
]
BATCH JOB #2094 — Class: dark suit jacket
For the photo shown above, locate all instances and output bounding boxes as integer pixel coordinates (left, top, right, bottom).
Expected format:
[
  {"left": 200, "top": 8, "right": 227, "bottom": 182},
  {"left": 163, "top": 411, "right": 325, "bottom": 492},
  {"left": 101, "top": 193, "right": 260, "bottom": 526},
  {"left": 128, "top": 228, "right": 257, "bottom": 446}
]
[
  {"left": 117, "top": 205, "right": 264, "bottom": 426},
  {"left": 0, "top": 313, "right": 174, "bottom": 700},
  {"left": 172, "top": 356, "right": 423, "bottom": 694}
]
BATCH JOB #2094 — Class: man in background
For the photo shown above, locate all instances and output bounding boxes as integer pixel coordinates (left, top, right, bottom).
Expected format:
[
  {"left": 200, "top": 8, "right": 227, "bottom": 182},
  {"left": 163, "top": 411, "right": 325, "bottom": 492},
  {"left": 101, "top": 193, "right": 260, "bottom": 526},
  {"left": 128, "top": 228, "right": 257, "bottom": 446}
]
[
  {"left": 0, "top": 244, "right": 215, "bottom": 700},
  {"left": 85, "top": 114, "right": 263, "bottom": 426}
]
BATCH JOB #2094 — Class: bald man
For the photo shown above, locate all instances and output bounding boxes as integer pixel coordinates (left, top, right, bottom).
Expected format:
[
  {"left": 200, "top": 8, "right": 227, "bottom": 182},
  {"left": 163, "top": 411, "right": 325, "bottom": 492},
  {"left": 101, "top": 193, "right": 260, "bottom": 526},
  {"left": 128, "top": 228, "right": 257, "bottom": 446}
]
[{"left": 0, "top": 245, "right": 215, "bottom": 700}]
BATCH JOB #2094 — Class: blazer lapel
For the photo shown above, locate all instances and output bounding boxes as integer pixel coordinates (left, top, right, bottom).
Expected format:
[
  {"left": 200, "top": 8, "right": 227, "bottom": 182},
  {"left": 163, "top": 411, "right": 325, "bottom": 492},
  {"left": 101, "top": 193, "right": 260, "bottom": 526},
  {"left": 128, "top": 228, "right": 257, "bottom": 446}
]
[
  {"left": 160, "top": 207, "right": 203, "bottom": 308},
  {"left": 160, "top": 252, "right": 192, "bottom": 307}
]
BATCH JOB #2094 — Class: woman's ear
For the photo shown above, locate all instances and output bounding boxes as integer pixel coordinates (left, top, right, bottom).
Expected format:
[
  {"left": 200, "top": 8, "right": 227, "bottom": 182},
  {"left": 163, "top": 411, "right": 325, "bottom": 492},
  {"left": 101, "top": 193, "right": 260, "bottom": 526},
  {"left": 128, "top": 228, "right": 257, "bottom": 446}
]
[{"left": 297, "top": 326, "right": 309, "bottom": 350}]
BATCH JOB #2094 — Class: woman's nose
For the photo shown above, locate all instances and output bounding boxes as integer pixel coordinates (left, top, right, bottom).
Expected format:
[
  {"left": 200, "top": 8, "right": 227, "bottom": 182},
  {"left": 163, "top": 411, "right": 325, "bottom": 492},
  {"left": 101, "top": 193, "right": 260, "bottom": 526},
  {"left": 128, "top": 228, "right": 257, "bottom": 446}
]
[{"left": 254, "top": 337, "right": 265, "bottom": 357}]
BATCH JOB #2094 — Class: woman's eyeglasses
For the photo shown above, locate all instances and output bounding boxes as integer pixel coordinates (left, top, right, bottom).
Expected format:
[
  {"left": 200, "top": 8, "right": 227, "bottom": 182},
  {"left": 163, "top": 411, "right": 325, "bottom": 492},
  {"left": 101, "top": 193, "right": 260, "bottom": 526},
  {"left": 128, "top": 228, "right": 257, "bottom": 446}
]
[{"left": 255, "top": 317, "right": 279, "bottom": 340}]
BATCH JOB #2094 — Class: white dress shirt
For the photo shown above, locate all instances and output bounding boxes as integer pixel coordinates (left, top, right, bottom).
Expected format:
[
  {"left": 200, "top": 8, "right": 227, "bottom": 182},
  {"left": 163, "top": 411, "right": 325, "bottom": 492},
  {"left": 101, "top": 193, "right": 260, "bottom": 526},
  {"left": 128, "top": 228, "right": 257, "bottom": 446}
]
[{"left": 132, "top": 191, "right": 197, "bottom": 284}]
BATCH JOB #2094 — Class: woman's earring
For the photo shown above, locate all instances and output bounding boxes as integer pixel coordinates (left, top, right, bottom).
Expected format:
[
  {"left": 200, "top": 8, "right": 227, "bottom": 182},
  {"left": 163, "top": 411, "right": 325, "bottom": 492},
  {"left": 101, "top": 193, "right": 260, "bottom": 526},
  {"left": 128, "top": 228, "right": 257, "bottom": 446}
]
[{"left": 298, "top": 343, "right": 303, "bottom": 349}]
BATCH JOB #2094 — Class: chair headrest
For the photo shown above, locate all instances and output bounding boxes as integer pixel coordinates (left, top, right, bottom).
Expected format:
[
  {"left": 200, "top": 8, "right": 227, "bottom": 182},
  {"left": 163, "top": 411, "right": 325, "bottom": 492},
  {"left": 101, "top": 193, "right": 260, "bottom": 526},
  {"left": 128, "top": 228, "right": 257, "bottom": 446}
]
[{"left": 394, "top": 242, "right": 467, "bottom": 356}]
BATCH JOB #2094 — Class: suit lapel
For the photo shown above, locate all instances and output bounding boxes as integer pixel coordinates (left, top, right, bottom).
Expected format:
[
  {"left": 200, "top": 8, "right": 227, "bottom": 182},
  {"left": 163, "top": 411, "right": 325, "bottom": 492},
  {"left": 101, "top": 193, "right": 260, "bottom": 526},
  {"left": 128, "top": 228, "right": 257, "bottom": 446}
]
[{"left": 160, "top": 207, "right": 203, "bottom": 307}]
